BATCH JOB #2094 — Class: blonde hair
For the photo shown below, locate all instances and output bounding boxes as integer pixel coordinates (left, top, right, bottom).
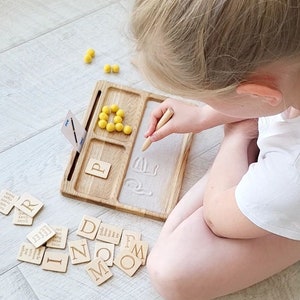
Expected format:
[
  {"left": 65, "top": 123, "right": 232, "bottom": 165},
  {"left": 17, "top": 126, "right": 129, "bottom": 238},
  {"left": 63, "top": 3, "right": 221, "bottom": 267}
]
[{"left": 130, "top": 0, "right": 300, "bottom": 98}]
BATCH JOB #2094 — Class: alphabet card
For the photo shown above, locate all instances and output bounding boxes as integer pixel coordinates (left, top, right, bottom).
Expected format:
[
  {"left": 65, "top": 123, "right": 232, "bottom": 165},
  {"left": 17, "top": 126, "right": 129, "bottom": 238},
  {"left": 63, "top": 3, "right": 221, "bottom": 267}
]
[
  {"left": 114, "top": 249, "right": 142, "bottom": 277},
  {"left": 77, "top": 215, "right": 101, "bottom": 240},
  {"left": 26, "top": 223, "right": 56, "bottom": 248},
  {"left": 17, "top": 242, "right": 46, "bottom": 265},
  {"left": 85, "top": 257, "right": 113, "bottom": 285},
  {"left": 0, "top": 189, "right": 18, "bottom": 215},
  {"left": 68, "top": 239, "right": 91, "bottom": 265},
  {"left": 85, "top": 158, "right": 111, "bottom": 179},
  {"left": 13, "top": 213, "right": 149, "bottom": 285},
  {"left": 41, "top": 251, "right": 69, "bottom": 273},
  {"left": 61, "top": 81, "right": 193, "bottom": 221},
  {"left": 61, "top": 110, "right": 86, "bottom": 153},
  {"left": 46, "top": 225, "right": 69, "bottom": 249},
  {"left": 15, "top": 192, "right": 43, "bottom": 218}
]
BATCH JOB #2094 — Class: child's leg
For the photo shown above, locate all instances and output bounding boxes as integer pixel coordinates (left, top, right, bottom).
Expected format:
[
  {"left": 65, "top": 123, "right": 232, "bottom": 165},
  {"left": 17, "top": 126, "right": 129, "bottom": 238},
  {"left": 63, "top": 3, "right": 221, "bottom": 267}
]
[
  {"left": 148, "top": 201, "right": 300, "bottom": 300},
  {"left": 147, "top": 132, "right": 300, "bottom": 299},
  {"left": 159, "top": 173, "right": 209, "bottom": 238}
]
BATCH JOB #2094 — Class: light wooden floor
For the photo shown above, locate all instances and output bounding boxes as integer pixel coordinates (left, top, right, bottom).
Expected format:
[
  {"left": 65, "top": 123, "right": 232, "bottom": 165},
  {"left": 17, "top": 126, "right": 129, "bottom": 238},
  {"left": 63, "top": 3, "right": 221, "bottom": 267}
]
[{"left": 1, "top": 1, "right": 300, "bottom": 299}]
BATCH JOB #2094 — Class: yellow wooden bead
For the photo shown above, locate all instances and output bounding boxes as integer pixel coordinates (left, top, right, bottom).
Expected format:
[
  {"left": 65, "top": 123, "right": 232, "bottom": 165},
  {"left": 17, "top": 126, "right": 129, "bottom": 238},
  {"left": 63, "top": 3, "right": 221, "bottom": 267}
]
[
  {"left": 116, "top": 109, "right": 125, "bottom": 118},
  {"left": 103, "top": 64, "right": 111, "bottom": 73},
  {"left": 113, "top": 116, "right": 123, "bottom": 123},
  {"left": 84, "top": 54, "right": 92, "bottom": 64},
  {"left": 115, "top": 123, "right": 124, "bottom": 132},
  {"left": 111, "top": 64, "right": 120, "bottom": 73},
  {"left": 102, "top": 106, "right": 111, "bottom": 114},
  {"left": 98, "top": 119, "right": 107, "bottom": 129},
  {"left": 111, "top": 104, "right": 119, "bottom": 113},
  {"left": 123, "top": 125, "right": 132, "bottom": 135},
  {"left": 99, "top": 112, "right": 109, "bottom": 121},
  {"left": 86, "top": 48, "right": 95, "bottom": 57},
  {"left": 106, "top": 122, "right": 115, "bottom": 132}
]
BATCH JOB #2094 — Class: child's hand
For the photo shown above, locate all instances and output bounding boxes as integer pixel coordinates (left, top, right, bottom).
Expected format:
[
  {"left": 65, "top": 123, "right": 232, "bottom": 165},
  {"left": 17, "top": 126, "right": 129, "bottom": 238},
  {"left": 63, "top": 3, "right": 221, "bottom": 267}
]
[{"left": 144, "top": 98, "right": 202, "bottom": 142}]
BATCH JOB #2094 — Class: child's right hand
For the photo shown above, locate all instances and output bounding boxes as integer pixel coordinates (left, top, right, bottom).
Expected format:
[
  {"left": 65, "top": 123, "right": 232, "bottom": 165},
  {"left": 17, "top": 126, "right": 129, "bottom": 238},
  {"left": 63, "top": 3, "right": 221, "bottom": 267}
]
[{"left": 144, "top": 98, "right": 202, "bottom": 142}]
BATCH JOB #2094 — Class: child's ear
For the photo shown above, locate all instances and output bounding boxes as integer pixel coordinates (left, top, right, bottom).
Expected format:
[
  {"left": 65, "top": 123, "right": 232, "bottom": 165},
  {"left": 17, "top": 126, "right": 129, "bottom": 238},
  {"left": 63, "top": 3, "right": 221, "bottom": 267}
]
[{"left": 236, "top": 83, "right": 283, "bottom": 106}]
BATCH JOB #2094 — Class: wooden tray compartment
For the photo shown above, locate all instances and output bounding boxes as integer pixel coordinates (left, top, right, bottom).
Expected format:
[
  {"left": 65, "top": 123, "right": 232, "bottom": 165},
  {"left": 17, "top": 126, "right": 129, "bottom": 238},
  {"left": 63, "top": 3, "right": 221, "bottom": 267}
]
[
  {"left": 74, "top": 139, "right": 127, "bottom": 201},
  {"left": 61, "top": 81, "right": 193, "bottom": 221},
  {"left": 92, "top": 86, "right": 143, "bottom": 143}
]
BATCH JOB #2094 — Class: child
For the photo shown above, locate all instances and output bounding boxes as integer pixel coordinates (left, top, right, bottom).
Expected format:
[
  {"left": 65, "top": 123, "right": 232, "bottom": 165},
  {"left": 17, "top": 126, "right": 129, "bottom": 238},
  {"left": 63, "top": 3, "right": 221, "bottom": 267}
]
[{"left": 130, "top": 1, "right": 300, "bottom": 299}]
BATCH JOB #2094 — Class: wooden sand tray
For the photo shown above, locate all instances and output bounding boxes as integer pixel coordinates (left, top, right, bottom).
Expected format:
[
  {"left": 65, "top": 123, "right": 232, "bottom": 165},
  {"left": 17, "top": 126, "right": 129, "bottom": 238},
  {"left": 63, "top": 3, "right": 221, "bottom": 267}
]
[{"left": 61, "top": 81, "right": 193, "bottom": 221}]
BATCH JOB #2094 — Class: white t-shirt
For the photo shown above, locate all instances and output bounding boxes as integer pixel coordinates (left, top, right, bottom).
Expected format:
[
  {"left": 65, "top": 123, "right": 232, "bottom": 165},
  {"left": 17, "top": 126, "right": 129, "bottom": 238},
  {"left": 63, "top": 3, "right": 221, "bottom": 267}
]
[{"left": 236, "top": 108, "right": 300, "bottom": 240}]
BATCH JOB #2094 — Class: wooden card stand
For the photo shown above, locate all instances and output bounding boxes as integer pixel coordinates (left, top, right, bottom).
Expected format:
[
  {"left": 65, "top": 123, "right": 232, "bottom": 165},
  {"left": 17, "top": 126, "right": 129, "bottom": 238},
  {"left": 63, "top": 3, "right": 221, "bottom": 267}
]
[{"left": 60, "top": 81, "right": 193, "bottom": 221}]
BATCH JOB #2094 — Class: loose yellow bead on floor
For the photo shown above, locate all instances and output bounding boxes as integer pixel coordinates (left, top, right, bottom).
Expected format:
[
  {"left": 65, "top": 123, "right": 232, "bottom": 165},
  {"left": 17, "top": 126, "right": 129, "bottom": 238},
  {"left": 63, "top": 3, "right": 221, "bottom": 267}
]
[
  {"left": 115, "top": 123, "right": 124, "bottom": 132},
  {"left": 113, "top": 116, "right": 123, "bottom": 124},
  {"left": 111, "top": 64, "right": 120, "bottom": 73},
  {"left": 106, "top": 122, "right": 115, "bottom": 132},
  {"left": 98, "top": 119, "right": 107, "bottom": 129},
  {"left": 99, "top": 112, "right": 109, "bottom": 121},
  {"left": 102, "top": 106, "right": 111, "bottom": 114},
  {"left": 86, "top": 48, "right": 95, "bottom": 57},
  {"left": 84, "top": 54, "right": 92, "bottom": 64},
  {"left": 116, "top": 109, "right": 125, "bottom": 118},
  {"left": 123, "top": 125, "right": 132, "bottom": 135},
  {"left": 110, "top": 104, "right": 119, "bottom": 113},
  {"left": 103, "top": 64, "right": 111, "bottom": 73}
]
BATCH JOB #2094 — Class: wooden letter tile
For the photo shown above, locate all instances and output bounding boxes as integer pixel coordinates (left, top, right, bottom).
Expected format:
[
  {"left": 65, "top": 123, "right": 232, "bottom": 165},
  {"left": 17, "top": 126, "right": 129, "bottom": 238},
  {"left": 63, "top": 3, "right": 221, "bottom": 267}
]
[
  {"left": 46, "top": 225, "right": 69, "bottom": 249},
  {"left": 14, "top": 192, "right": 43, "bottom": 218},
  {"left": 41, "top": 251, "right": 69, "bottom": 273},
  {"left": 68, "top": 239, "right": 91, "bottom": 265},
  {"left": 120, "top": 230, "right": 141, "bottom": 250},
  {"left": 13, "top": 208, "right": 33, "bottom": 226},
  {"left": 0, "top": 189, "right": 18, "bottom": 215},
  {"left": 76, "top": 215, "right": 101, "bottom": 240},
  {"left": 85, "top": 158, "right": 111, "bottom": 179},
  {"left": 129, "top": 240, "right": 149, "bottom": 265},
  {"left": 85, "top": 257, "right": 113, "bottom": 285},
  {"left": 17, "top": 242, "right": 46, "bottom": 265},
  {"left": 114, "top": 249, "right": 142, "bottom": 277},
  {"left": 94, "top": 242, "right": 115, "bottom": 266},
  {"left": 26, "top": 223, "right": 56, "bottom": 248},
  {"left": 96, "top": 223, "right": 123, "bottom": 245}
]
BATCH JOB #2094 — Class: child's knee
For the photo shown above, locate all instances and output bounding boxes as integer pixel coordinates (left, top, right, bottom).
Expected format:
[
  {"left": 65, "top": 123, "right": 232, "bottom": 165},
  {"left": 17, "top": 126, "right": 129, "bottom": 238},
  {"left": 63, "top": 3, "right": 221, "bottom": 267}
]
[
  {"left": 146, "top": 247, "right": 168, "bottom": 287},
  {"left": 147, "top": 248, "right": 180, "bottom": 299},
  {"left": 147, "top": 244, "right": 202, "bottom": 300},
  {"left": 146, "top": 232, "right": 218, "bottom": 300}
]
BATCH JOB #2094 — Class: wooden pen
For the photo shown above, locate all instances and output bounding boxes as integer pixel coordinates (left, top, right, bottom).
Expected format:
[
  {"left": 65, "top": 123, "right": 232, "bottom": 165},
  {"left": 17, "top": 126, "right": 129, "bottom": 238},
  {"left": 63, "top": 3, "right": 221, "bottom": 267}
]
[{"left": 141, "top": 107, "right": 174, "bottom": 152}]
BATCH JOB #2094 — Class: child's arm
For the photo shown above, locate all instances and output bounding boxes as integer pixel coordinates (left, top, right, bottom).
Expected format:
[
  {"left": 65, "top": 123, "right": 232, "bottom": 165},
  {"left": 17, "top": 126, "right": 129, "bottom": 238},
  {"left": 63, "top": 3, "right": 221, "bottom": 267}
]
[
  {"left": 203, "top": 119, "right": 269, "bottom": 239},
  {"left": 145, "top": 98, "right": 243, "bottom": 142}
]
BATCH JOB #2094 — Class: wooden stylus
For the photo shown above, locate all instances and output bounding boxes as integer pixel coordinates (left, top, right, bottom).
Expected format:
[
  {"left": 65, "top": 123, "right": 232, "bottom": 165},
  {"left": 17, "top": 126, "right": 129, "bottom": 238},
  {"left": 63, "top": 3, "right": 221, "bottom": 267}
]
[{"left": 141, "top": 107, "right": 174, "bottom": 152}]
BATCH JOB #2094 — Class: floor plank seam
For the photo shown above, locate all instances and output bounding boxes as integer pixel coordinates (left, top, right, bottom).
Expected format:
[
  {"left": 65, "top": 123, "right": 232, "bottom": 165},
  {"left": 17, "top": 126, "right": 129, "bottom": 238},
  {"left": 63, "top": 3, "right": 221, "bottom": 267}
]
[
  {"left": 16, "top": 265, "right": 40, "bottom": 300},
  {"left": 0, "top": 108, "right": 86, "bottom": 154},
  {"left": 0, "top": 0, "right": 121, "bottom": 54},
  {"left": 0, "top": 261, "right": 22, "bottom": 276}
]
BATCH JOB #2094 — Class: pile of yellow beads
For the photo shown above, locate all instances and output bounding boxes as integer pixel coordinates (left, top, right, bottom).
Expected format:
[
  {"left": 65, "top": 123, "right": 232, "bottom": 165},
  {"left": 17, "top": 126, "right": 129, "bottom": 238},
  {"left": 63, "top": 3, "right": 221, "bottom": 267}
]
[
  {"left": 103, "top": 64, "right": 120, "bottom": 73},
  {"left": 83, "top": 48, "right": 95, "bottom": 64},
  {"left": 98, "top": 104, "right": 132, "bottom": 135}
]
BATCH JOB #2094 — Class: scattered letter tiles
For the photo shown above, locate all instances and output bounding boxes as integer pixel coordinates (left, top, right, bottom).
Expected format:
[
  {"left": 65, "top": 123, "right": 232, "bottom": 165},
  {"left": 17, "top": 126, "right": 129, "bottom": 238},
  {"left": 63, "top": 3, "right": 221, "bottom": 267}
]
[{"left": 1, "top": 188, "right": 149, "bottom": 285}]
